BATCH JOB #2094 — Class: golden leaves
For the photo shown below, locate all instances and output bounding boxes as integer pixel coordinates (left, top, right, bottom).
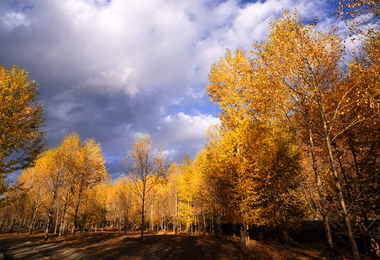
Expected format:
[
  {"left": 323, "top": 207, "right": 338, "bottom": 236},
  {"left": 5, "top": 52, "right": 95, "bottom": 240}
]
[{"left": 0, "top": 64, "right": 46, "bottom": 176}]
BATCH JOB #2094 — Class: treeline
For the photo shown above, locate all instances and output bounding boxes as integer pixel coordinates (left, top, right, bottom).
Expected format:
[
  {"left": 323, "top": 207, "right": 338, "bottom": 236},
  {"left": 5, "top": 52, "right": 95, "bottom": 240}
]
[
  {"left": 0, "top": 3, "right": 379, "bottom": 260},
  {"left": 0, "top": 134, "right": 234, "bottom": 240},
  {"left": 204, "top": 10, "right": 380, "bottom": 259}
]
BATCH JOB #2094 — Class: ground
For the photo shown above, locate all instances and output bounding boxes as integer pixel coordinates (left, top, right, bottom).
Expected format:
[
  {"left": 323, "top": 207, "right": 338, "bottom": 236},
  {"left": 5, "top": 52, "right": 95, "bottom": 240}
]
[{"left": 0, "top": 230, "right": 374, "bottom": 260}]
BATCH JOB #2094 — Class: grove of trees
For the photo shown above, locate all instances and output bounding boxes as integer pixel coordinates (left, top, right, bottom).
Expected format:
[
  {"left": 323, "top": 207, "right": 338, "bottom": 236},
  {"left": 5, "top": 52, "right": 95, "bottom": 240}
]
[{"left": 0, "top": 2, "right": 379, "bottom": 259}]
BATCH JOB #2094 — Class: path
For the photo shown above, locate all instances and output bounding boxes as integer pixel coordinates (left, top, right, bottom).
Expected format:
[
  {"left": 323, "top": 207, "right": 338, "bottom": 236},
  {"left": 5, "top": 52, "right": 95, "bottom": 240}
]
[{"left": 0, "top": 241, "right": 90, "bottom": 260}]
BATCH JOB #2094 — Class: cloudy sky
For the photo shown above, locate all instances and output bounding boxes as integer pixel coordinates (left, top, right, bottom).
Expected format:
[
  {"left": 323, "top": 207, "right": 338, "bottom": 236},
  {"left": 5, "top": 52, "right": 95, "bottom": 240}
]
[{"left": 1, "top": 0, "right": 339, "bottom": 180}]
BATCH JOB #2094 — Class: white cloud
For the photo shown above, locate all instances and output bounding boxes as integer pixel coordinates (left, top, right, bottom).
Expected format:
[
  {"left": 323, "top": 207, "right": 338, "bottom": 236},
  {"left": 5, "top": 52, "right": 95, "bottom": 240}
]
[
  {"left": 162, "top": 149, "right": 178, "bottom": 159},
  {"left": 135, "top": 112, "right": 218, "bottom": 161},
  {"left": 1, "top": 12, "right": 31, "bottom": 30},
  {"left": 152, "top": 112, "right": 220, "bottom": 159}
]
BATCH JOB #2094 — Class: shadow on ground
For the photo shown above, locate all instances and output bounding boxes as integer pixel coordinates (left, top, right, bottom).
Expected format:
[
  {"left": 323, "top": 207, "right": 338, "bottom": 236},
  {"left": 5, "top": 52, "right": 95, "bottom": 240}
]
[{"left": 0, "top": 231, "right": 333, "bottom": 260}]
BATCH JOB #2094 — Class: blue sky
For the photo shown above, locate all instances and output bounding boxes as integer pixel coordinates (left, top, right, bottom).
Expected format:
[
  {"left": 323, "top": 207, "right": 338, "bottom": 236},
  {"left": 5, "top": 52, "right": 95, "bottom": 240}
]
[{"left": 0, "top": 0, "right": 342, "bottom": 180}]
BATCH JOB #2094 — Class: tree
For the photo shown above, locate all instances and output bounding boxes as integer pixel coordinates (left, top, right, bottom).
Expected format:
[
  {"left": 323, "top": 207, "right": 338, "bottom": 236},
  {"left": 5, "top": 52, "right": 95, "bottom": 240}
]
[
  {"left": 11, "top": 133, "right": 109, "bottom": 240},
  {"left": 17, "top": 163, "right": 49, "bottom": 235},
  {"left": 337, "top": 0, "right": 380, "bottom": 20},
  {"left": 34, "top": 148, "right": 66, "bottom": 241},
  {"left": 60, "top": 133, "right": 109, "bottom": 233},
  {"left": 177, "top": 155, "right": 196, "bottom": 232},
  {"left": 108, "top": 178, "right": 132, "bottom": 233},
  {"left": 123, "top": 135, "right": 170, "bottom": 239},
  {"left": 192, "top": 143, "right": 227, "bottom": 236},
  {"left": 207, "top": 42, "right": 303, "bottom": 248},
  {"left": 207, "top": 49, "right": 290, "bottom": 130},
  {"left": 329, "top": 26, "right": 380, "bottom": 255},
  {"left": 0, "top": 64, "right": 46, "bottom": 183},
  {"left": 251, "top": 12, "right": 368, "bottom": 259}
]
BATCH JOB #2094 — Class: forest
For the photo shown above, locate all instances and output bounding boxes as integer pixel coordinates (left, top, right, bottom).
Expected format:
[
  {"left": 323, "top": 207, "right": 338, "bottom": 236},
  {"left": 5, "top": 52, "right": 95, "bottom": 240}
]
[{"left": 0, "top": 1, "right": 379, "bottom": 260}]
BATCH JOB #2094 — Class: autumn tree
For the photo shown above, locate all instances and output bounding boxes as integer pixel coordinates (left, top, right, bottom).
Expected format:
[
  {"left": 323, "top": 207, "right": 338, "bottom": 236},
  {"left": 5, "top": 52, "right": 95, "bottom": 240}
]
[
  {"left": 337, "top": 0, "right": 380, "bottom": 20},
  {"left": 192, "top": 142, "right": 227, "bottom": 236},
  {"left": 10, "top": 133, "right": 108, "bottom": 240},
  {"left": 207, "top": 50, "right": 266, "bottom": 245},
  {"left": 247, "top": 11, "right": 380, "bottom": 258},
  {"left": 0, "top": 64, "right": 46, "bottom": 190},
  {"left": 123, "top": 135, "right": 170, "bottom": 239},
  {"left": 17, "top": 166, "right": 44, "bottom": 234},
  {"left": 147, "top": 164, "right": 182, "bottom": 234},
  {"left": 33, "top": 148, "right": 66, "bottom": 240},
  {"left": 108, "top": 178, "right": 132, "bottom": 233},
  {"left": 207, "top": 18, "right": 374, "bottom": 255},
  {"left": 166, "top": 163, "right": 180, "bottom": 233},
  {"left": 59, "top": 133, "right": 109, "bottom": 233},
  {"left": 177, "top": 155, "right": 196, "bottom": 232},
  {"left": 207, "top": 42, "right": 303, "bottom": 248},
  {"left": 330, "top": 10, "right": 380, "bottom": 254},
  {"left": 85, "top": 182, "right": 112, "bottom": 231}
]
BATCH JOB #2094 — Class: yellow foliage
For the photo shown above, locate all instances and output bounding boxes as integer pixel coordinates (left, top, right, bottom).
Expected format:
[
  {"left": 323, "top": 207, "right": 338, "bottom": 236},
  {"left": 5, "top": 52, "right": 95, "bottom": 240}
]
[{"left": 0, "top": 64, "right": 46, "bottom": 176}]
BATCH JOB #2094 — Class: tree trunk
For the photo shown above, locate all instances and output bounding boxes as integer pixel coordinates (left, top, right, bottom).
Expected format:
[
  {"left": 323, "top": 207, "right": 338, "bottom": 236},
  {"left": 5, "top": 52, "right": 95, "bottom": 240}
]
[
  {"left": 141, "top": 192, "right": 145, "bottom": 239},
  {"left": 59, "top": 190, "right": 71, "bottom": 236},
  {"left": 174, "top": 192, "right": 178, "bottom": 235},
  {"left": 72, "top": 181, "right": 84, "bottom": 234},
  {"left": 28, "top": 192, "right": 41, "bottom": 235},
  {"left": 309, "top": 128, "right": 335, "bottom": 254},
  {"left": 124, "top": 208, "right": 128, "bottom": 234},
  {"left": 279, "top": 208, "right": 290, "bottom": 246},
  {"left": 278, "top": 226, "right": 290, "bottom": 246},
  {"left": 321, "top": 112, "right": 360, "bottom": 260},
  {"left": 150, "top": 206, "right": 154, "bottom": 233},
  {"left": 203, "top": 214, "right": 206, "bottom": 235},
  {"left": 59, "top": 205, "right": 68, "bottom": 236},
  {"left": 54, "top": 207, "right": 60, "bottom": 234},
  {"left": 45, "top": 210, "right": 52, "bottom": 241},
  {"left": 45, "top": 191, "right": 58, "bottom": 241},
  {"left": 9, "top": 215, "right": 16, "bottom": 233},
  {"left": 239, "top": 225, "right": 250, "bottom": 249}
]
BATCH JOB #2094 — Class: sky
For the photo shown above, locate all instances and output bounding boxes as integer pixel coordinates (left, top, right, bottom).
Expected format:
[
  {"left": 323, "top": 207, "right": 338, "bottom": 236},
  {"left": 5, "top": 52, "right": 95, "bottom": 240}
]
[{"left": 0, "top": 0, "right": 340, "bottom": 180}]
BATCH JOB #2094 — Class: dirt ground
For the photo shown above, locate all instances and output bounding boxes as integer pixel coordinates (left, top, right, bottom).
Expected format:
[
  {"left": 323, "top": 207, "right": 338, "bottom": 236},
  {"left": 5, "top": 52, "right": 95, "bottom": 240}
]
[{"left": 0, "top": 230, "right": 373, "bottom": 260}]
